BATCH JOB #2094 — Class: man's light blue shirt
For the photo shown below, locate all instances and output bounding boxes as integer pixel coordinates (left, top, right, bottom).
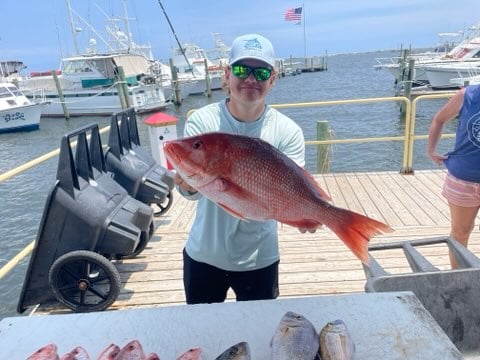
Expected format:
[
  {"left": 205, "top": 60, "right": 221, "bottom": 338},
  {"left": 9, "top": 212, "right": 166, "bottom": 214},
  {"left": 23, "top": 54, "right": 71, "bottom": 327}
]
[{"left": 179, "top": 99, "right": 305, "bottom": 271}]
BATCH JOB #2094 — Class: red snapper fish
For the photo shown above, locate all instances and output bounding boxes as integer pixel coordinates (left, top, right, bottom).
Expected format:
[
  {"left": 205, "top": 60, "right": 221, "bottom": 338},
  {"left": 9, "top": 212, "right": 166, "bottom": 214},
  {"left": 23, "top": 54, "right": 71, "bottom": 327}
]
[
  {"left": 27, "top": 344, "right": 59, "bottom": 360},
  {"left": 59, "top": 346, "right": 90, "bottom": 360},
  {"left": 164, "top": 132, "right": 393, "bottom": 264}
]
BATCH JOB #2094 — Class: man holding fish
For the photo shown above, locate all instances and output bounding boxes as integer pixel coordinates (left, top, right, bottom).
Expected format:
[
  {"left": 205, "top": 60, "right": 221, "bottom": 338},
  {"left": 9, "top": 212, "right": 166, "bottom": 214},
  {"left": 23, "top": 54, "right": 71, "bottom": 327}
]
[
  {"left": 170, "top": 33, "right": 391, "bottom": 305},
  {"left": 174, "top": 33, "right": 307, "bottom": 304}
]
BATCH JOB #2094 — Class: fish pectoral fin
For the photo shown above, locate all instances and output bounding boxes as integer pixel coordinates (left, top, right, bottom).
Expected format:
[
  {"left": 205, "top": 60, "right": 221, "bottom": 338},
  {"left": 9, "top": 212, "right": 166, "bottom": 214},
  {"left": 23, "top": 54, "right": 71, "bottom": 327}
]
[
  {"left": 218, "top": 203, "right": 249, "bottom": 221},
  {"left": 212, "top": 177, "right": 242, "bottom": 193}
]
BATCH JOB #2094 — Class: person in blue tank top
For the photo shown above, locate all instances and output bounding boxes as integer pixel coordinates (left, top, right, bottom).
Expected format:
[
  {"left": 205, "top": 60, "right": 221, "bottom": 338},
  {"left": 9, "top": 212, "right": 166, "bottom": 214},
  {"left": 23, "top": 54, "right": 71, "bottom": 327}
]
[
  {"left": 427, "top": 84, "right": 480, "bottom": 268},
  {"left": 174, "top": 33, "right": 313, "bottom": 304}
]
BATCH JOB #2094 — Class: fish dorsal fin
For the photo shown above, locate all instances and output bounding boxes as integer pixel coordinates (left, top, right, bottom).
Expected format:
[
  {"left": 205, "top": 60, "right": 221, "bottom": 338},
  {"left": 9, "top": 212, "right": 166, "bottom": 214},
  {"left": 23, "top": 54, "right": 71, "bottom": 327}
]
[{"left": 300, "top": 168, "right": 331, "bottom": 201}]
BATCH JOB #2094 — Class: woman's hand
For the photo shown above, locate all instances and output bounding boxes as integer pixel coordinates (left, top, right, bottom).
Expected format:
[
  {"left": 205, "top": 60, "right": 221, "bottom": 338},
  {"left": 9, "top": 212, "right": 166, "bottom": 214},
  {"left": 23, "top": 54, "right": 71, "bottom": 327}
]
[{"left": 428, "top": 152, "right": 448, "bottom": 165}]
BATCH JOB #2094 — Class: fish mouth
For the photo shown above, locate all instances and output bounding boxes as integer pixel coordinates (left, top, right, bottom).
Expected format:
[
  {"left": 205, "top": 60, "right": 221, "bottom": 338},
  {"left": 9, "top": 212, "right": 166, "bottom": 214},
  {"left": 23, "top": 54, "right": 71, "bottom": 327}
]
[
  {"left": 163, "top": 141, "right": 197, "bottom": 179},
  {"left": 163, "top": 141, "right": 181, "bottom": 163}
]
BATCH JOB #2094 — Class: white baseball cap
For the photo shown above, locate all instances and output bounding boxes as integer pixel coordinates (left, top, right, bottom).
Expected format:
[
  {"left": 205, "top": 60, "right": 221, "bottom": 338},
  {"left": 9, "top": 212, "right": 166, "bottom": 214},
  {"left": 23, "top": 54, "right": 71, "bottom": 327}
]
[{"left": 228, "top": 34, "right": 275, "bottom": 68}]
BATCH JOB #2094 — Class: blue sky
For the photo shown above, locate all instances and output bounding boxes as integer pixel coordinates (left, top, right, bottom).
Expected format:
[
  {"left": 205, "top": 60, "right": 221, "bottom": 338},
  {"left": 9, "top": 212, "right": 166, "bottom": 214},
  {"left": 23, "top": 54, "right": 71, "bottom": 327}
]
[{"left": 1, "top": 0, "right": 479, "bottom": 72}]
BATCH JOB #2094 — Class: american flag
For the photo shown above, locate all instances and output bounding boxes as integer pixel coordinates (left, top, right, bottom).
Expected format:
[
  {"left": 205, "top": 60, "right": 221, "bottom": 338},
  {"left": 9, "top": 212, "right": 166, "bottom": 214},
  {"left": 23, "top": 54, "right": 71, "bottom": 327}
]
[{"left": 284, "top": 7, "right": 302, "bottom": 22}]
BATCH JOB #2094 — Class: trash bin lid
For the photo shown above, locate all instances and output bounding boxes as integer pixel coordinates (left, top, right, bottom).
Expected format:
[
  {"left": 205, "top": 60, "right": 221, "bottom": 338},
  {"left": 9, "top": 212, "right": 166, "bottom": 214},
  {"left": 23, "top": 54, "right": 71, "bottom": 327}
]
[{"left": 144, "top": 112, "right": 177, "bottom": 127}]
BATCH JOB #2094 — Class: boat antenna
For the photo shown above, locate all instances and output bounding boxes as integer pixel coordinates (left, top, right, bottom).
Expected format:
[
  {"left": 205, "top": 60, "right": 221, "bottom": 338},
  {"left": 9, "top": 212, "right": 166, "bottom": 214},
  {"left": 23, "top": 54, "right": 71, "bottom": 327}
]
[
  {"left": 66, "top": 0, "right": 80, "bottom": 54},
  {"left": 155, "top": 0, "right": 193, "bottom": 71}
]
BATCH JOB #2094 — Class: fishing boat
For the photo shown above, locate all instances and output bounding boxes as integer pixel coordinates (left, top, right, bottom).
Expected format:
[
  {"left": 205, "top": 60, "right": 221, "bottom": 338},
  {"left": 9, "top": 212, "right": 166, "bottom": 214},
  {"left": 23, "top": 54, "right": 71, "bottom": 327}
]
[
  {"left": 374, "top": 26, "right": 480, "bottom": 87},
  {"left": 0, "top": 60, "right": 27, "bottom": 81},
  {"left": 424, "top": 60, "right": 480, "bottom": 89},
  {"left": 18, "top": 52, "right": 170, "bottom": 117},
  {"left": 14, "top": 0, "right": 172, "bottom": 117},
  {"left": 0, "top": 82, "right": 46, "bottom": 133},
  {"left": 171, "top": 43, "right": 224, "bottom": 95},
  {"left": 450, "top": 73, "right": 480, "bottom": 87}
]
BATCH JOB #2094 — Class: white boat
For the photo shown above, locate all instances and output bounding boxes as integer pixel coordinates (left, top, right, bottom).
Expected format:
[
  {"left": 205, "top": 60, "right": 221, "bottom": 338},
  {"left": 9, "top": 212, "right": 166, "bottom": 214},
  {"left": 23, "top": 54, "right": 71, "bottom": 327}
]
[
  {"left": 206, "top": 33, "right": 230, "bottom": 67},
  {"left": 18, "top": 52, "right": 170, "bottom": 117},
  {"left": 375, "top": 27, "right": 480, "bottom": 87},
  {"left": 14, "top": 0, "right": 171, "bottom": 117},
  {"left": 0, "top": 61, "right": 26, "bottom": 81},
  {"left": 424, "top": 60, "right": 480, "bottom": 89},
  {"left": 450, "top": 73, "right": 480, "bottom": 87},
  {"left": 0, "top": 82, "right": 45, "bottom": 133},
  {"left": 171, "top": 43, "right": 224, "bottom": 95}
]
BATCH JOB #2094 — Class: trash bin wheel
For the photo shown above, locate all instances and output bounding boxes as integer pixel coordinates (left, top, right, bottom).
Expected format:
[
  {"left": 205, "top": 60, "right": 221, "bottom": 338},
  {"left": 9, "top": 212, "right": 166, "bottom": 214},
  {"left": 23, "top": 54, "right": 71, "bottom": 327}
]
[
  {"left": 153, "top": 191, "right": 173, "bottom": 216},
  {"left": 48, "top": 250, "right": 121, "bottom": 313},
  {"left": 120, "top": 221, "right": 154, "bottom": 259}
]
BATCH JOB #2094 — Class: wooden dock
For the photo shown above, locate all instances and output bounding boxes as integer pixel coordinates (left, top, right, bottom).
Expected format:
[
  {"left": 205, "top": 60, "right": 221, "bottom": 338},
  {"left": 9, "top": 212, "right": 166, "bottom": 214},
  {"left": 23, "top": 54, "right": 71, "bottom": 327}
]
[{"left": 36, "top": 169, "right": 480, "bottom": 314}]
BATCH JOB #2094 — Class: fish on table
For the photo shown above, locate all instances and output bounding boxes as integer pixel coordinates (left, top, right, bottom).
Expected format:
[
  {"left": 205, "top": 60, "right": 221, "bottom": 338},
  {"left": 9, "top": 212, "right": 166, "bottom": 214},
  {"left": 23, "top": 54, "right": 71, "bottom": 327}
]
[
  {"left": 25, "top": 341, "right": 160, "bottom": 360},
  {"left": 145, "top": 353, "right": 160, "bottom": 360},
  {"left": 164, "top": 132, "right": 393, "bottom": 264},
  {"left": 109, "top": 340, "right": 160, "bottom": 360},
  {"left": 176, "top": 347, "right": 204, "bottom": 360},
  {"left": 97, "top": 344, "right": 120, "bottom": 360},
  {"left": 27, "top": 344, "right": 59, "bottom": 360},
  {"left": 59, "top": 346, "right": 90, "bottom": 360},
  {"left": 270, "top": 311, "right": 319, "bottom": 359},
  {"left": 214, "top": 342, "right": 251, "bottom": 360},
  {"left": 319, "top": 319, "right": 355, "bottom": 360}
]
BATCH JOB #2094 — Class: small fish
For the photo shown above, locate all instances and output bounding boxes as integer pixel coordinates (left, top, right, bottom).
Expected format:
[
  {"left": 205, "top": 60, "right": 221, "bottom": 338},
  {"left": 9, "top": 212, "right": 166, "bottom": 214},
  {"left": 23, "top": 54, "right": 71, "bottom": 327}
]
[
  {"left": 270, "top": 311, "right": 319, "bottom": 359},
  {"left": 145, "top": 354, "right": 160, "bottom": 360},
  {"left": 113, "top": 340, "right": 145, "bottom": 360},
  {"left": 27, "top": 343, "right": 59, "bottom": 360},
  {"left": 59, "top": 346, "right": 90, "bottom": 360},
  {"left": 214, "top": 342, "right": 251, "bottom": 360},
  {"left": 164, "top": 132, "right": 393, "bottom": 264},
  {"left": 319, "top": 320, "right": 355, "bottom": 360},
  {"left": 97, "top": 344, "right": 121, "bottom": 360},
  {"left": 177, "top": 348, "right": 203, "bottom": 360}
]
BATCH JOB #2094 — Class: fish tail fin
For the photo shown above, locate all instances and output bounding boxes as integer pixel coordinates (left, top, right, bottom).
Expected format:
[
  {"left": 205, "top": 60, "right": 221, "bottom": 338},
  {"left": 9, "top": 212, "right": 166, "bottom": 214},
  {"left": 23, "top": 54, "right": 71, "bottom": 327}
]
[{"left": 327, "top": 208, "right": 393, "bottom": 265}]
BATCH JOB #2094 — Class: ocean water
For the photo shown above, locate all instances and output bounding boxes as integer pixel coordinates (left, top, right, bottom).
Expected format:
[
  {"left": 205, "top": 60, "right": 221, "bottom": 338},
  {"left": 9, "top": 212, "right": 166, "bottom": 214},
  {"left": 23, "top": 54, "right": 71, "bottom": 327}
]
[{"left": 0, "top": 50, "right": 458, "bottom": 320}]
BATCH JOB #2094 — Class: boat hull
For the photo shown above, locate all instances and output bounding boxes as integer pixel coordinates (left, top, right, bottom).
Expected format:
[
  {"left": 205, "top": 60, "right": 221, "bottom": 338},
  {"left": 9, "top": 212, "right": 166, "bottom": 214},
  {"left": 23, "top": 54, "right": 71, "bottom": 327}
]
[
  {"left": 26, "top": 84, "right": 170, "bottom": 117},
  {"left": 425, "top": 63, "right": 480, "bottom": 89},
  {"left": 0, "top": 103, "right": 44, "bottom": 133}
]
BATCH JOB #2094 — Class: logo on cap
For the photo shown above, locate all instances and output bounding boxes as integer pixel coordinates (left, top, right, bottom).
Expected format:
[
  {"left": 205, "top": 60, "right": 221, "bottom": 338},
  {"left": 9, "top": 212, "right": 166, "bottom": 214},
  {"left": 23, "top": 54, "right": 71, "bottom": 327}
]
[{"left": 242, "top": 38, "right": 263, "bottom": 52}]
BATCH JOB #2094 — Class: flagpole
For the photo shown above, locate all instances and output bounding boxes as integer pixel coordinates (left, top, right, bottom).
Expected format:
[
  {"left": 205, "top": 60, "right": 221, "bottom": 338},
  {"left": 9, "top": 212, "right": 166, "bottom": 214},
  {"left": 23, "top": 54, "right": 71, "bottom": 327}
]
[{"left": 303, "top": 3, "right": 306, "bottom": 66}]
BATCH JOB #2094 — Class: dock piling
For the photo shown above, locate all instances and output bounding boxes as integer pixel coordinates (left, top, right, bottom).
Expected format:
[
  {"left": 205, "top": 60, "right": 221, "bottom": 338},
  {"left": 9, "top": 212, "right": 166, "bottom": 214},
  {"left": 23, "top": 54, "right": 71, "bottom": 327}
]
[
  {"left": 117, "top": 66, "right": 130, "bottom": 108},
  {"left": 52, "top": 70, "right": 70, "bottom": 119},
  {"left": 204, "top": 59, "right": 211, "bottom": 97},
  {"left": 316, "top": 120, "right": 331, "bottom": 173},
  {"left": 169, "top": 59, "right": 182, "bottom": 106}
]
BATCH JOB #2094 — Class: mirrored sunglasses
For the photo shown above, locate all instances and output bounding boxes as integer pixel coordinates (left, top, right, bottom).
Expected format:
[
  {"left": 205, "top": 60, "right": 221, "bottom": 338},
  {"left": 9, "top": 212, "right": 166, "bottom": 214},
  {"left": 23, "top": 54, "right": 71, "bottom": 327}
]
[{"left": 231, "top": 64, "right": 272, "bottom": 81}]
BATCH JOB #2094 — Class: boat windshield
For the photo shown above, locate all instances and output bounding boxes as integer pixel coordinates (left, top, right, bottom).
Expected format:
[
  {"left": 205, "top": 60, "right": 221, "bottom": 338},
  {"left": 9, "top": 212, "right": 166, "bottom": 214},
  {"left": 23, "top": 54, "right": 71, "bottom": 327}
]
[
  {"left": 63, "top": 58, "right": 115, "bottom": 78},
  {"left": 63, "top": 60, "right": 95, "bottom": 74},
  {"left": 0, "top": 85, "right": 21, "bottom": 98}
]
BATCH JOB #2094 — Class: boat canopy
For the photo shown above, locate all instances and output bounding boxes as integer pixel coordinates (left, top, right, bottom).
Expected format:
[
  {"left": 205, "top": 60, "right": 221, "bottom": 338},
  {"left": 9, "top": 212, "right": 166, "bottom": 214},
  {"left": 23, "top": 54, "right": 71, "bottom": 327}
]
[{"left": 62, "top": 54, "right": 151, "bottom": 78}]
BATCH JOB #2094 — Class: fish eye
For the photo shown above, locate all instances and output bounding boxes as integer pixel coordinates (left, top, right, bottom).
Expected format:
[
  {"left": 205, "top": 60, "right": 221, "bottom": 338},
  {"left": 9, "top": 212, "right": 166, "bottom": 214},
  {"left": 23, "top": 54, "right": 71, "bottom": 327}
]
[{"left": 193, "top": 139, "right": 202, "bottom": 149}]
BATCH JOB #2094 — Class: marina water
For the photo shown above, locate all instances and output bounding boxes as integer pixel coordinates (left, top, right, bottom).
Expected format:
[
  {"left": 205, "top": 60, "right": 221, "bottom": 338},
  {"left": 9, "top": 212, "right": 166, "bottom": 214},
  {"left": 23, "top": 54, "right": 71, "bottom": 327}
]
[{"left": 0, "top": 50, "right": 458, "bottom": 319}]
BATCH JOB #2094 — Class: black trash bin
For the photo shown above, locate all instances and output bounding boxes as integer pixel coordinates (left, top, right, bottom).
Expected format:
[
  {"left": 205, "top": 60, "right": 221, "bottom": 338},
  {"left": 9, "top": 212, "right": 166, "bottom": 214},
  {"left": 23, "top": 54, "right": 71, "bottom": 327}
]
[
  {"left": 104, "top": 108, "right": 175, "bottom": 217},
  {"left": 17, "top": 124, "right": 154, "bottom": 313}
]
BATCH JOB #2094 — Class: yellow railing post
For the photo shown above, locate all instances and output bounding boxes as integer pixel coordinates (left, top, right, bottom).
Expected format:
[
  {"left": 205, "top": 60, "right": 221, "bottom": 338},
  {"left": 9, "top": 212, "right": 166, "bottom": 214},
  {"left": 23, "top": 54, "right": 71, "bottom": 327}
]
[
  {"left": 406, "top": 92, "right": 456, "bottom": 172},
  {"left": 400, "top": 97, "right": 413, "bottom": 174}
]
